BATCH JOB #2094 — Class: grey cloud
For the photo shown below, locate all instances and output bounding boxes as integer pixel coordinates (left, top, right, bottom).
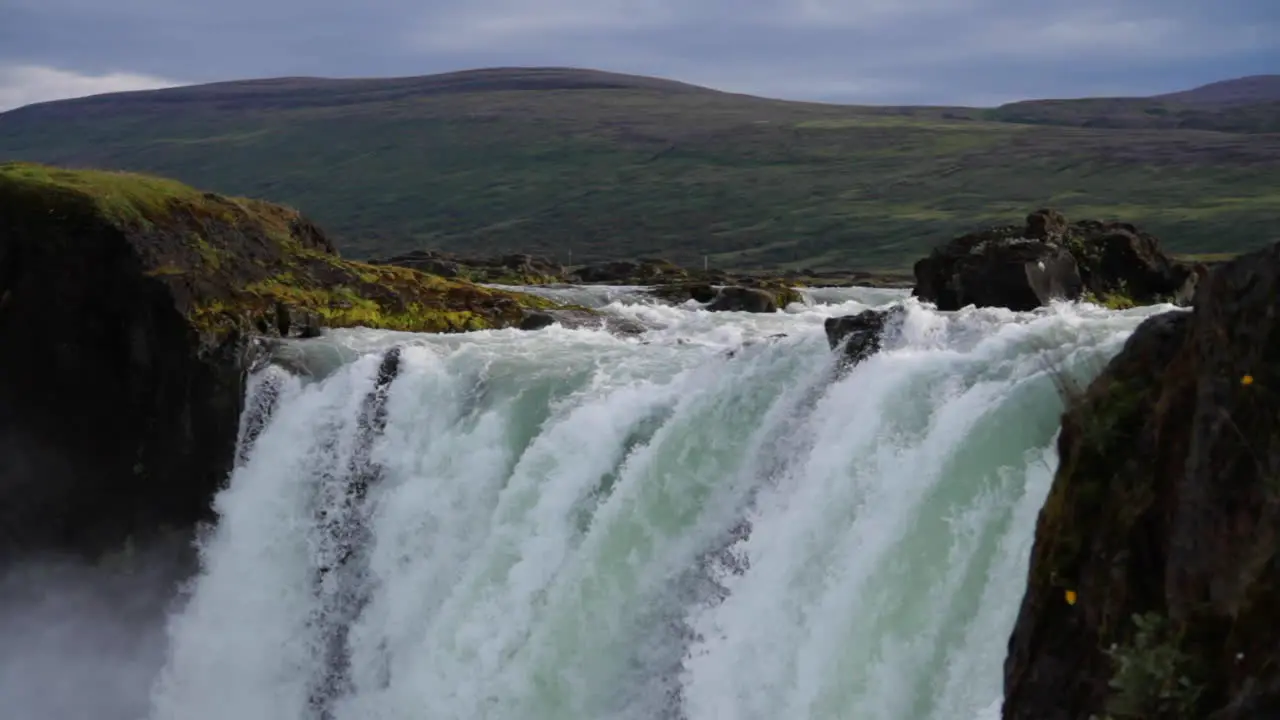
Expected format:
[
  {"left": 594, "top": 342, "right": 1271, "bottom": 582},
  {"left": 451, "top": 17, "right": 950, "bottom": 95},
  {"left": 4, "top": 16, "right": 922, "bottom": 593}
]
[
  {"left": 1, "top": 0, "right": 1277, "bottom": 107},
  {"left": 0, "top": 65, "right": 179, "bottom": 110}
]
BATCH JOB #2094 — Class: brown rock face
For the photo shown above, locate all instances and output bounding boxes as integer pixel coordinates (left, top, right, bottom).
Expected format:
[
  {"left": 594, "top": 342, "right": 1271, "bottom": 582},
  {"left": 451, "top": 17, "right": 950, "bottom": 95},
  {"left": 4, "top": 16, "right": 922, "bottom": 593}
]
[{"left": 1003, "top": 240, "right": 1280, "bottom": 719}]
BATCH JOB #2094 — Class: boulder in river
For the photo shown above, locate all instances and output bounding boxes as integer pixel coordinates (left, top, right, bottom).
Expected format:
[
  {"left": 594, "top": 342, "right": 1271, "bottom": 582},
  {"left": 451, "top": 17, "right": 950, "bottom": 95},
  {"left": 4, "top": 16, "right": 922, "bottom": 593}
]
[
  {"left": 650, "top": 282, "right": 719, "bottom": 305},
  {"left": 0, "top": 162, "right": 558, "bottom": 561},
  {"left": 1003, "top": 240, "right": 1280, "bottom": 719},
  {"left": 706, "top": 286, "right": 779, "bottom": 313},
  {"left": 913, "top": 209, "right": 1199, "bottom": 311},
  {"left": 824, "top": 305, "right": 905, "bottom": 366}
]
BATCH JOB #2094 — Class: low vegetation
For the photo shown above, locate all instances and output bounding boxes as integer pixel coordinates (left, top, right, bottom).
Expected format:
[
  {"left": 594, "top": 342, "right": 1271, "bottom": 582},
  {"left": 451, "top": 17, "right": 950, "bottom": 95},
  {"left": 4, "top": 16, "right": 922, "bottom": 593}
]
[
  {"left": 1101, "top": 612, "right": 1204, "bottom": 719},
  {"left": 1, "top": 69, "right": 1277, "bottom": 270}
]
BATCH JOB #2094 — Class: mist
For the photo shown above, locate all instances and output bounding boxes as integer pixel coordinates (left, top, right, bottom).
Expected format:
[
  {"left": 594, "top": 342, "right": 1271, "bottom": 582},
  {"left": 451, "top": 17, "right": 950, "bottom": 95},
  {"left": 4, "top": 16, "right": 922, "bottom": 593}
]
[{"left": 0, "top": 533, "right": 195, "bottom": 720}]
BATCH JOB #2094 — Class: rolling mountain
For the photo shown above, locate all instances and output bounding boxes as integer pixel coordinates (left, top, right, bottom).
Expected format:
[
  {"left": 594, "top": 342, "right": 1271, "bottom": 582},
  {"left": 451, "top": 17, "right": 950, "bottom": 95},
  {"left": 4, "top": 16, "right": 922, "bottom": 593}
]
[
  {"left": 1, "top": 67, "right": 1277, "bottom": 269},
  {"left": 1154, "top": 74, "right": 1280, "bottom": 105},
  {"left": 987, "top": 74, "right": 1280, "bottom": 133}
]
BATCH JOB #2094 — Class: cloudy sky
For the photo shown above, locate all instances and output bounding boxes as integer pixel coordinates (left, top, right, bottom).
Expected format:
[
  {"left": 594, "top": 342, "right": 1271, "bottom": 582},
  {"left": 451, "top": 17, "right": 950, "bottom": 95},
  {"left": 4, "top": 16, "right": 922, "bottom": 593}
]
[{"left": 0, "top": 0, "right": 1276, "bottom": 111}]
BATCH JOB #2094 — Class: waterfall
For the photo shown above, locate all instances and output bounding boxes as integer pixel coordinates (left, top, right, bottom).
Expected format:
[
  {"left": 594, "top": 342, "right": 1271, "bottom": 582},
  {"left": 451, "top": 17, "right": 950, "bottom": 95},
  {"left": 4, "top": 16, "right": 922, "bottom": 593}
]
[{"left": 141, "top": 291, "right": 1168, "bottom": 720}]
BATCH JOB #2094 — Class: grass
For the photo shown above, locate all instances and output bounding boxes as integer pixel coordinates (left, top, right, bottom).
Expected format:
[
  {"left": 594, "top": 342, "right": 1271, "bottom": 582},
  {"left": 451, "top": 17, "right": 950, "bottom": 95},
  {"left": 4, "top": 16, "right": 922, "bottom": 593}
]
[
  {"left": 2, "top": 68, "right": 1278, "bottom": 270},
  {"left": 0, "top": 161, "right": 208, "bottom": 226}
]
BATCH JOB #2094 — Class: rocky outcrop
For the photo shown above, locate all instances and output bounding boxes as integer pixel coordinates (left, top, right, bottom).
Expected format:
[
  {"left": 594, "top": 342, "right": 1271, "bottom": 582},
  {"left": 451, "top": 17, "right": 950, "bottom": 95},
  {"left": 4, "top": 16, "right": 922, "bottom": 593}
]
[
  {"left": 914, "top": 209, "right": 1199, "bottom": 311},
  {"left": 824, "top": 305, "right": 905, "bottom": 366},
  {"left": 651, "top": 279, "right": 803, "bottom": 311},
  {"left": 0, "top": 162, "right": 555, "bottom": 562},
  {"left": 570, "top": 258, "right": 689, "bottom": 284},
  {"left": 370, "top": 251, "right": 898, "bottom": 310},
  {"left": 649, "top": 282, "right": 719, "bottom": 305},
  {"left": 371, "top": 249, "right": 565, "bottom": 285},
  {"left": 1003, "top": 240, "right": 1280, "bottom": 719},
  {"left": 706, "top": 286, "right": 779, "bottom": 313}
]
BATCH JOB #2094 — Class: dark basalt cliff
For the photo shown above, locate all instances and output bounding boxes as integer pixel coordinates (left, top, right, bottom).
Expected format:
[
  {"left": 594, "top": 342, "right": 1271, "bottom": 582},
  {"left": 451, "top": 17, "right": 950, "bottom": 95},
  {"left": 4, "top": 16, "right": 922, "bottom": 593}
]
[
  {"left": 0, "top": 162, "right": 554, "bottom": 561},
  {"left": 1003, "top": 240, "right": 1280, "bottom": 719}
]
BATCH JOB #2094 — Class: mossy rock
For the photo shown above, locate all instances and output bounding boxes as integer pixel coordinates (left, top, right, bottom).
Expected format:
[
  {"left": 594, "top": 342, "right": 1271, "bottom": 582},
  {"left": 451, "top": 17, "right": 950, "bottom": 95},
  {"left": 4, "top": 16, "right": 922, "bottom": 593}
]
[
  {"left": 757, "top": 281, "right": 804, "bottom": 308},
  {"left": 0, "top": 162, "right": 556, "bottom": 345},
  {"left": 370, "top": 249, "right": 569, "bottom": 287},
  {"left": 0, "top": 162, "right": 560, "bottom": 562}
]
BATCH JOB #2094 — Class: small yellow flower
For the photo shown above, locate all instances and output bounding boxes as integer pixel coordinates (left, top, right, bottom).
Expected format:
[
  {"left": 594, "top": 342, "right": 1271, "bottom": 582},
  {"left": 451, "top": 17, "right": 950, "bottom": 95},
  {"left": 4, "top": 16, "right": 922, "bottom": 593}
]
[
  {"left": 1064, "top": 589, "right": 1078, "bottom": 606},
  {"left": 1241, "top": 374, "right": 1255, "bottom": 386}
]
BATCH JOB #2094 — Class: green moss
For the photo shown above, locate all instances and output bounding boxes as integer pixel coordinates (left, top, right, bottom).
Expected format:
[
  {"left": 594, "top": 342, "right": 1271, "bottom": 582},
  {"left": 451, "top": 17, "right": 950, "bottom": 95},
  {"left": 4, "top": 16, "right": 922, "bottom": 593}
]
[
  {"left": 773, "top": 285, "right": 804, "bottom": 308},
  {"left": 194, "top": 263, "right": 555, "bottom": 336},
  {"left": 1103, "top": 295, "right": 1137, "bottom": 310},
  {"left": 1081, "top": 290, "right": 1137, "bottom": 310},
  {"left": 190, "top": 232, "right": 225, "bottom": 270},
  {"left": 144, "top": 265, "right": 186, "bottom": 277}
]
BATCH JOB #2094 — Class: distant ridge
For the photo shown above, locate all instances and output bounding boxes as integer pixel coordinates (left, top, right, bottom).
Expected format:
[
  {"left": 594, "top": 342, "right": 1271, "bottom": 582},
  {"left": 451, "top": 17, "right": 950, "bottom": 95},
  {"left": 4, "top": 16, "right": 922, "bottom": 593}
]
[
  {"left": 1152, "top": 74, "right": 1280, "bottom": 105},
  {"left": 6, "top": 66, "right": 1278, "bottom": 115},
  {"left": 5, "top": 67, "right": 726, "bottom": 114}
]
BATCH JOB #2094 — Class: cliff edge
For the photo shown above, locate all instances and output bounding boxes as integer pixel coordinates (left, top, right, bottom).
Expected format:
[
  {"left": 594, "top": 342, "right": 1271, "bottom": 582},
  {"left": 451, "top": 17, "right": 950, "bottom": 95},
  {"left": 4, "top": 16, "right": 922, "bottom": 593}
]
[
  {"left": 1004, "top": 240, "right": 1280, "bottom": 718},
  {"left": 0, "top": 162, "right": 552, "bottom": 561}
]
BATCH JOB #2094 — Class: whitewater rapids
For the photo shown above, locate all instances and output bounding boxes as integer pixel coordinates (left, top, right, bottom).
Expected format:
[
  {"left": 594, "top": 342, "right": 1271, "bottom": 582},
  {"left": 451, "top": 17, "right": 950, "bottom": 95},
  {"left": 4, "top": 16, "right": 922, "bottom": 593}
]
[{"left": 140, "top": 287, "right": 1171, "bottom": 720}]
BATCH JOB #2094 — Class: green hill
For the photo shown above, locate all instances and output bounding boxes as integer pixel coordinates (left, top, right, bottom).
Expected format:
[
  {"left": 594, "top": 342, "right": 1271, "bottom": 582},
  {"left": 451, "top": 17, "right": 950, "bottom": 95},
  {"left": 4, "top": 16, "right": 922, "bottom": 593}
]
[{"left": 2, "top": 67, "right": 1278, "bottom": 270}]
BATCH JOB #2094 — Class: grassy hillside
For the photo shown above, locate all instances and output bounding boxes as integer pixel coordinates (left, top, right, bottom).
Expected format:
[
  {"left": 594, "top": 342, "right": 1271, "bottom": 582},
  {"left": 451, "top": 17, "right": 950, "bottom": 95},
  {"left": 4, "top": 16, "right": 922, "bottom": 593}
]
[
  {"left": 984, "top": 98, "right": 1280, "bottom": 133},
  {"left": 2, "top": 67, "right": 1278, "bottom": 270},
  {"left": 987, "top": 75, "right": 1280, "bottom": 133}
]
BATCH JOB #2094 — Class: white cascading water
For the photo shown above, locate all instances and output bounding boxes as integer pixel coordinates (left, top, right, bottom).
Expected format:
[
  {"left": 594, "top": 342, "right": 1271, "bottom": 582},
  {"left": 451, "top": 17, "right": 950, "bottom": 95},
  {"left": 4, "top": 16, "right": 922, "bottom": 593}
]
[{"left": 141, "top": 288, "right": 1173, "bottom": 720}]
